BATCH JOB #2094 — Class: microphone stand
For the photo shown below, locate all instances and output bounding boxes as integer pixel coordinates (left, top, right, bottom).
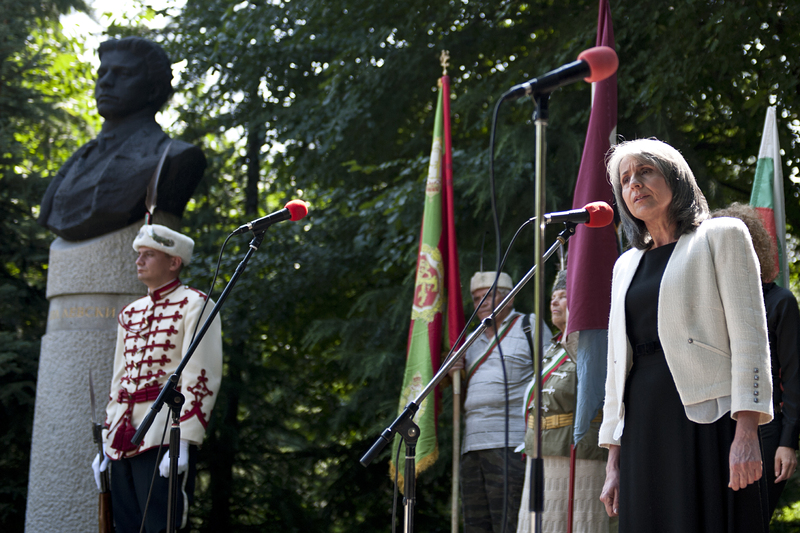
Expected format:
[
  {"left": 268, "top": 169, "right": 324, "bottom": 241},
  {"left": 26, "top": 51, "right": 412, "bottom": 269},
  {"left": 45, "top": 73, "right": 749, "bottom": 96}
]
[
  {"left": 360, "top": 221, "right": 577, "bottom": 533},
  {"left": 529, "top": 92, "right": 550, "bottom": 533},
  {"left": 131, "top": 230, "right": 267, "bottom": 533}
]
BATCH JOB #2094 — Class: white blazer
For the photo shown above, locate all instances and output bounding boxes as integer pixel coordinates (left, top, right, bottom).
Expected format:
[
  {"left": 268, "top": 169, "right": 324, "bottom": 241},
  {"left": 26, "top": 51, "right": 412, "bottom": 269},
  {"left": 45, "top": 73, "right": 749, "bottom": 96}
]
[{"left": 599, "top": 217, "right": 773, "bottom": 447}]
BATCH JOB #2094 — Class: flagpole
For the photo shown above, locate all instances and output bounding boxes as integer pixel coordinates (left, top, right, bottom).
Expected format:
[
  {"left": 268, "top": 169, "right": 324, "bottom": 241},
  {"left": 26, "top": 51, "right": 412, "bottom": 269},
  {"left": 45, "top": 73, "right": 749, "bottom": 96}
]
[
  {"left": 439, "top": 50, "right": 462, "bottom": 533},
  {"left": 567, "top": 444, "right": 576, "bottom": 533},
  {"left": 452, "top": 371, "right": 461, "bottom": 533}
]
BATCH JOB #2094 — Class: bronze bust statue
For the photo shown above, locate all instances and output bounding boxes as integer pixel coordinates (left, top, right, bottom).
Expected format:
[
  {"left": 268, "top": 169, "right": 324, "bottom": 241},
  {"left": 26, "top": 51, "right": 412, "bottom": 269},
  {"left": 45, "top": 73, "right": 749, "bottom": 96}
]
[{"left": 38, "top": 37, "right": 206, "bottom": 241}]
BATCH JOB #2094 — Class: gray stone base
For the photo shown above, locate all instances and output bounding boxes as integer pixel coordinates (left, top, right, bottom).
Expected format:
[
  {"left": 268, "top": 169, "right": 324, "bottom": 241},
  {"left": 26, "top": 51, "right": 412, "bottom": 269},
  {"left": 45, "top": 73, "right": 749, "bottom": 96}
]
[
  {"left": 26, "top": 216, "right": 179, "bottom": 533},
  {"left": 25, "top": 329, "right": 119, "bottom": 531}
]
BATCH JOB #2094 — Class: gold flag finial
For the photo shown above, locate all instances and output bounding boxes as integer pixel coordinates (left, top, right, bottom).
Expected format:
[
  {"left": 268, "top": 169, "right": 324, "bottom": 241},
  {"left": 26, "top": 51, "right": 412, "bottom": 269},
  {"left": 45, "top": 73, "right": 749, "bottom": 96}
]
[{"left": 440, "top": 50, "right": 450, "bottom": 76}]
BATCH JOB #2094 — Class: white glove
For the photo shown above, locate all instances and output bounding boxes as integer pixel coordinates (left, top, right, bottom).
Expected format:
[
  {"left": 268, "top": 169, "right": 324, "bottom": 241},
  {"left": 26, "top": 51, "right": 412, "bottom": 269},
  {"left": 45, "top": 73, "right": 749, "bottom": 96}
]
[
  {"left": 92, "top": 451, "right": 110, "bottom": 491},
  {"left": 159, "top": 439, "right": 190, "bottom": 478}
]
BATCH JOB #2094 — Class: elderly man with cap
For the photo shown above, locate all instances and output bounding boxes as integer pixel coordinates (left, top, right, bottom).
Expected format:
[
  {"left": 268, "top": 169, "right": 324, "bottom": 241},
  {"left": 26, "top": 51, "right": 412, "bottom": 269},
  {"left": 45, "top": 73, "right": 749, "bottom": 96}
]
[
  {"left": 452, "top": 271, "right": 551, "bottom": 533},
  {"left": 92, "top": 224, "right": 223, "bottom": 533}
]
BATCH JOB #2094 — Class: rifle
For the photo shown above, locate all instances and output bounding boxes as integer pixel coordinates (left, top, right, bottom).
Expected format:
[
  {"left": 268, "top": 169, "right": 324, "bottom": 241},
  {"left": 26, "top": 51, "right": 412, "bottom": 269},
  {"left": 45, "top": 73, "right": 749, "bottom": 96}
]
[{"left": 90, "top": 372, "right": 115, "bottom": 533}]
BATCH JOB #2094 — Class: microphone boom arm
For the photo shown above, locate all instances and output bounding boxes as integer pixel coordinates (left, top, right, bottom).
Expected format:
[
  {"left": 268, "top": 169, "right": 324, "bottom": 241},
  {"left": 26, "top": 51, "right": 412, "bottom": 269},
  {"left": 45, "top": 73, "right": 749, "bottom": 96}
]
[
  {"left": 359, "top": 223, "right": 577, "bottom": 468},
  {"left": 132, "top": 231, "right": 266, "bottom": 448}
]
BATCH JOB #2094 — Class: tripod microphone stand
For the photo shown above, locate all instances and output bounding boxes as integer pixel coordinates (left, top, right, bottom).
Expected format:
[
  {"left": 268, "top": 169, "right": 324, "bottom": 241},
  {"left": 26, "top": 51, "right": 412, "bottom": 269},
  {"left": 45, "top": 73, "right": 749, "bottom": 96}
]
[
  {"left": 360, "top": 218, "right": 578, "bottom": 533},
  {"left": 131, "top": 230, "right": 268, "bottom": 533},
  {"left": 528, "top": 92, "right": 550, "bottom": 533}
]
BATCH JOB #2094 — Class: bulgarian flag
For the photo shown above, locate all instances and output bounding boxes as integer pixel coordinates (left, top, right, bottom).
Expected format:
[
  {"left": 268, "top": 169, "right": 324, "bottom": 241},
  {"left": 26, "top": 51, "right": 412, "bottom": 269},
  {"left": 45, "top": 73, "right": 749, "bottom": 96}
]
[
  {"left": 565, "top": 0, "right": 619, "bottom": 445},
  {"left": 750, "top": 106, "right": 789, "bottom": 288},
  {"left": 390, "top": 75, "right": 465, "bottom": 486}
]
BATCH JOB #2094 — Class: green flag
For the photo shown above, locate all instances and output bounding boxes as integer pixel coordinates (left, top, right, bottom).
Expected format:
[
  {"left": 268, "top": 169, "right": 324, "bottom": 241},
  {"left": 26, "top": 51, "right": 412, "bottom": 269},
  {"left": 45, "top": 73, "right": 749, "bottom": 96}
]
[
  {"left": 750, "top": 106, "right": 789, "bottom": 287},
  {"left": 391, "top": 76, "right": 464, "bottom": 487}
]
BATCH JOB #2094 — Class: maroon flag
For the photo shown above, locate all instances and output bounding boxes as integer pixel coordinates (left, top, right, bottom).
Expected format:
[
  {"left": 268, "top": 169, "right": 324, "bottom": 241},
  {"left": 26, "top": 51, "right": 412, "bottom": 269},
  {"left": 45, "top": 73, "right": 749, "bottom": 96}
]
[{"left": 565, "top": 0, "right": 619, "bottom": 443}]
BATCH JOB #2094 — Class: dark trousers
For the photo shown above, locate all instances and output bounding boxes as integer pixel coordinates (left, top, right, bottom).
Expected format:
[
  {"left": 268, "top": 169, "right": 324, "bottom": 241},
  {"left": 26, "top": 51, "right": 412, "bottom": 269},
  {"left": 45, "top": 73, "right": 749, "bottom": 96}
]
[
  {"left": 110, "top": 446, "right": 197, "bottom": 533},
  {"left": 460, "top": 447, "right": 526, "bottom": 533},
  {"left": 759, "top": 415, "right": 789, "bottom": 521}
]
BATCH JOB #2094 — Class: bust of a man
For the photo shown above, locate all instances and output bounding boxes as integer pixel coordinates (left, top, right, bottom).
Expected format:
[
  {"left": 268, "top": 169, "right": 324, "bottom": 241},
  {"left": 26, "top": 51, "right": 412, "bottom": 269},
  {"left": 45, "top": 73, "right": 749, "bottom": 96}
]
[{"left": 38, "top": 37, "right": 206, "bottom": 241}]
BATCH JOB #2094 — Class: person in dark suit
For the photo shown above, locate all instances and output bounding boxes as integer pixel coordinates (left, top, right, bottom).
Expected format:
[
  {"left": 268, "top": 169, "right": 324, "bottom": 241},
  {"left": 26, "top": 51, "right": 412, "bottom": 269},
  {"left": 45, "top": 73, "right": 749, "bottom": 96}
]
[
  {"left": 39, "top": 36, "right": 206, "bottom": 241},
  {"left": 711, "top": 202, "right": 800, "bottom": 523}
]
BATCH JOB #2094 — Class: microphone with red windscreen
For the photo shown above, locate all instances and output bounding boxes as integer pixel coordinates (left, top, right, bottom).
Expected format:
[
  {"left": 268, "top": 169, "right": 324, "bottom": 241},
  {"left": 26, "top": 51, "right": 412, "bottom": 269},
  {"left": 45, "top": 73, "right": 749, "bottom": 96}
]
[
  {"left": 544, "top": 201, "right": 614, "bottom": 228},
  {"left": 502, "top": 46, "right": 618, "bottom": 101},
  {"left": 231, "top": 199, "right": 309, "bottom": 235},
  {"left": 285, "top": 199, "right": 309, "bottom": 221}
]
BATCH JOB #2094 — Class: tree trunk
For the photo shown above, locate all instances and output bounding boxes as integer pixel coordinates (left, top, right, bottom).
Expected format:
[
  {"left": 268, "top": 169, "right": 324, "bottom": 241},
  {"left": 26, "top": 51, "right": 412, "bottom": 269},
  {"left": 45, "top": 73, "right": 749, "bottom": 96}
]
[
  {"left": 245, "top": 121, "right": 264, "bottom": 216},
  {"left": 205, "top": 343, "right": 242, "bottom": 531}
]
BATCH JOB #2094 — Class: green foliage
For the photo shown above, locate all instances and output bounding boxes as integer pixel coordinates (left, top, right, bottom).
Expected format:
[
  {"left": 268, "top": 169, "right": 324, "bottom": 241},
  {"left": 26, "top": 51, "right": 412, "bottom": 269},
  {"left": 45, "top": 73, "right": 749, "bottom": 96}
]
[
  {"left": 151, "top": 1, "right": 800, "bottom": 530},
  {"left": 5, "top": 0, "right": 800, "bottom": 531},
  {"left": 772, "top": 464, "right": 800, "bottom": 531},
  {"left": 0, "top": 0, "right": 95, "bottom": 528}
]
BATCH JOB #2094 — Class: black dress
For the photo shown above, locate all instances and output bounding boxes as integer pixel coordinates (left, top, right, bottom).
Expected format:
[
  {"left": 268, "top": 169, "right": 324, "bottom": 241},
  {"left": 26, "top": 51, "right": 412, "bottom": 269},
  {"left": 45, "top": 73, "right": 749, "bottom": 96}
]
[{"left": 618, "top": 242, "right": 767, "bottom": 533}]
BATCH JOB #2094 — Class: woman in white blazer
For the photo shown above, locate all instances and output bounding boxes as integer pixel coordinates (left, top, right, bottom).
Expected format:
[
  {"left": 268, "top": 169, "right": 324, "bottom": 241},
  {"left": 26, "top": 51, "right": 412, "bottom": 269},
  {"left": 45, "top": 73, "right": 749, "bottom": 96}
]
[{"left": 597, "top": 139, "right": 772, "bottom": 533}]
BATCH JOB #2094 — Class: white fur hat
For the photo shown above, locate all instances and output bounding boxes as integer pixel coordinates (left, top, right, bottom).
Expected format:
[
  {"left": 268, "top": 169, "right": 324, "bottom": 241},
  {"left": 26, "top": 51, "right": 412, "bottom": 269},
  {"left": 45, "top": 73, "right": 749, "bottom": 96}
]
[
  {"left": 470, "top": 271, "right": 513, "bottom": 293},
  {"left": 132, "top": 224, "right": 194, "bottom": 265}
]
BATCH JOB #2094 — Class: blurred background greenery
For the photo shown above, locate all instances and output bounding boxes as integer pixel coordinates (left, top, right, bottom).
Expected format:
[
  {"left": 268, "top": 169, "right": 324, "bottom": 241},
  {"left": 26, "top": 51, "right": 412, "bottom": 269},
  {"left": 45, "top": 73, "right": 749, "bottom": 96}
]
[{"left": 2, "top": 0, "right": 800, "bottom": 531}]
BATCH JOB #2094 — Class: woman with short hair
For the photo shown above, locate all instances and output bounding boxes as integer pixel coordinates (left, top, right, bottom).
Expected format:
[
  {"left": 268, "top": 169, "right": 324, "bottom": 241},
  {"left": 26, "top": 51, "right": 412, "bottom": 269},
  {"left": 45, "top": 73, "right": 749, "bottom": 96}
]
[{"left": 599, "top": 139, "right": 772, "bottom": 533}]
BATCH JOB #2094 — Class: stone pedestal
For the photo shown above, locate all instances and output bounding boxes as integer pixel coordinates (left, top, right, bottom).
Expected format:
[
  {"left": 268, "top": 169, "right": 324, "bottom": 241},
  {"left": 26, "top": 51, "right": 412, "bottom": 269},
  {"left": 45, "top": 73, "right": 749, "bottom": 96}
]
[{"left": 25, "top": 215, "right": 177, "bottom": 532}]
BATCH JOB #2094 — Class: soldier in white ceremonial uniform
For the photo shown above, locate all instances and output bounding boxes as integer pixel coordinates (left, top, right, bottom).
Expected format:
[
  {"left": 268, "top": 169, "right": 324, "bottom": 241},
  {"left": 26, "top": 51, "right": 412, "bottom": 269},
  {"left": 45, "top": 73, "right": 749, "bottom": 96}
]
[{"left": 92, "top": 224, "right": 223, "bottom": 533}]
